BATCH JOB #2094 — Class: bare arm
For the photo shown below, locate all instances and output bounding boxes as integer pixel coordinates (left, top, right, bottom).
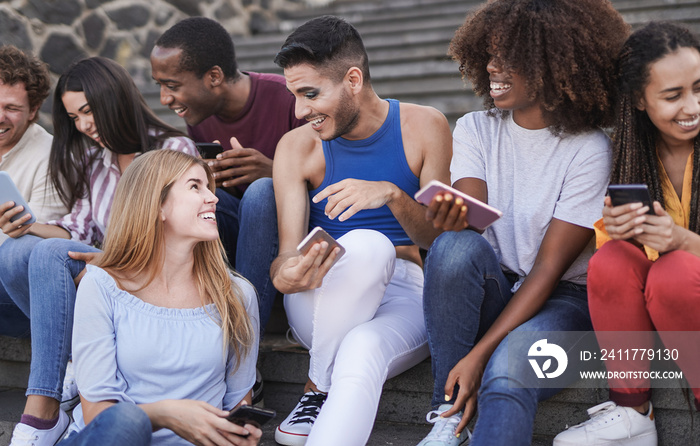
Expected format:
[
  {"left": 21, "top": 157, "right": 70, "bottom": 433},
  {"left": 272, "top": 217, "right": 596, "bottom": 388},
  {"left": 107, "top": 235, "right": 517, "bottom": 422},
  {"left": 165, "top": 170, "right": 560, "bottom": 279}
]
[
  {"left": 270, "top": 131, "right": 340, "bottom": 294},
  {"left": 443, "top": 218, "right": 594, "bottom": 433}
]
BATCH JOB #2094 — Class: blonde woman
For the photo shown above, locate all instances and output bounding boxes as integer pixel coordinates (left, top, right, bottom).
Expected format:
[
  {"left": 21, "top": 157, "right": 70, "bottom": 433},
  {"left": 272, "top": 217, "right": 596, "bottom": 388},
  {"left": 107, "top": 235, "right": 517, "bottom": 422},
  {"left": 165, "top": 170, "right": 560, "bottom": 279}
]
[{"left": 61, "top": 150, "right": 261, "bottom": 446}]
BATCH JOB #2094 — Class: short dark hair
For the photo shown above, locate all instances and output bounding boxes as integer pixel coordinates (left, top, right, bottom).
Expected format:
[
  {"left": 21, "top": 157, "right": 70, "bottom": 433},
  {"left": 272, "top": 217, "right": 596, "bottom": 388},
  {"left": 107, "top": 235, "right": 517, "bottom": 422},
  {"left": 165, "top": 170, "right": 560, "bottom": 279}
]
[
  {"left": 0, "top": 45, "right": 50, "bottom": 122},
  {"left": 155, "top": 17, "right": 238, "bottom": 80},
  {"left": 274, "top": 15, "right": 370, "bottom": 83},
  {"left": 449, "top": 0, "right": 629, "bottom": 134}
]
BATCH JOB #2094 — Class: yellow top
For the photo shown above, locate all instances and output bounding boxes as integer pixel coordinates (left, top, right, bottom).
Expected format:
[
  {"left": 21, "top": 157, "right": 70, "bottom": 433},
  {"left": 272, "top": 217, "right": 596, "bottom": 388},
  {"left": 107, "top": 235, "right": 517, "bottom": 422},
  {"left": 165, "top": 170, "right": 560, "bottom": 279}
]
[{"left": 594, "top": 152, "right": 693, "bottom": 261}]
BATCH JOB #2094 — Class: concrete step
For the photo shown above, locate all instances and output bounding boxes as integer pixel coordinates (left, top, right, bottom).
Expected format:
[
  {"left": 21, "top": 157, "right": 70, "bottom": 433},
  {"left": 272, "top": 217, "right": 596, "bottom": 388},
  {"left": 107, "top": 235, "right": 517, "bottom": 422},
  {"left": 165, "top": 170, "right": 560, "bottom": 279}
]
[{"left": 4, "top": 329, "right": 700, "bottom": 446}]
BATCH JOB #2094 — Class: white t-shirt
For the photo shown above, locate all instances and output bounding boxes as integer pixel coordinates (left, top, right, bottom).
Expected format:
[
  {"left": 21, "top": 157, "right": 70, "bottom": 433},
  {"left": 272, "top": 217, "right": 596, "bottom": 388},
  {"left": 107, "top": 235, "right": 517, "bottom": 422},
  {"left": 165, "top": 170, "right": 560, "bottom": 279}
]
[
  {"left": 71, "top": 265, "right": 259, "bottom": 445},
  {"left": 450, "top": 111, "right": 611, "bottom": 286},
  {"left": 0, "top": 123, "right": 66, "bottom": 245}
]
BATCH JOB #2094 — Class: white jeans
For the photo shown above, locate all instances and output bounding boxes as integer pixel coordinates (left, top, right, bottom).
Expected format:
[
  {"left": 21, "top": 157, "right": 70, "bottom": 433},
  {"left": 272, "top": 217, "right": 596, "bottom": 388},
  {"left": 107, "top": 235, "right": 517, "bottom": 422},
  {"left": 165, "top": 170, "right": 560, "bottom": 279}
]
[{"left": 284, "top": 229, "right": 429, "bottom": 446}]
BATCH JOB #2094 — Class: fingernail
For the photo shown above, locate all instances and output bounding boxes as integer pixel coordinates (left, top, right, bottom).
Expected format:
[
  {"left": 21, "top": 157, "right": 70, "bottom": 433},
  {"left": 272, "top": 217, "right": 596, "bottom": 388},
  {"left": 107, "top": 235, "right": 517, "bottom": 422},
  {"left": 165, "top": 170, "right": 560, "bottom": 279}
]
[
  {"left": 444, "top": 394, "right": 450, "bottom": 401},
  {"left": 630, "top": 202, "right": 642, "bottom": 209},
  {"left": 436, "top": 195, "right": 443, "bottom": 202},
  {"left": 635, "top": 216, "right": 645, "bottom": 224},
  {"left": 207, "top": 161, "right": 214, "bottom": 166},
  {"left": 455, "top": 198, "right": 463, "bottom": 206},
  {"left": 456, "top": 433, "right": 461, "bottom": 438},
  {"left": 461, "top": 206, "right": 467, "bottom": 212}
]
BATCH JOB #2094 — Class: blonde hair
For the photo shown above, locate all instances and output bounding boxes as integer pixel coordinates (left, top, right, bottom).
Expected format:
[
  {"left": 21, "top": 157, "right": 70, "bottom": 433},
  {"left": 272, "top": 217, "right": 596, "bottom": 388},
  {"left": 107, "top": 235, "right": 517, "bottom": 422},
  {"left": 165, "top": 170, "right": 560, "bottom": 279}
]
[{"left": 97, "top": 149, "right": 254, "bottom": 366}]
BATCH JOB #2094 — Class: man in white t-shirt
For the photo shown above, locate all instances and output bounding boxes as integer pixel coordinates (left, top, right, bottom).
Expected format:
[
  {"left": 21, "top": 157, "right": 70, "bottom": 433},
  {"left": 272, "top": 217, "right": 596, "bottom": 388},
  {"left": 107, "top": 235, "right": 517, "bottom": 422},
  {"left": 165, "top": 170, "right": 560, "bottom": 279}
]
[{"left": 0, "top": 46, "right": 66, "bottom": 337}]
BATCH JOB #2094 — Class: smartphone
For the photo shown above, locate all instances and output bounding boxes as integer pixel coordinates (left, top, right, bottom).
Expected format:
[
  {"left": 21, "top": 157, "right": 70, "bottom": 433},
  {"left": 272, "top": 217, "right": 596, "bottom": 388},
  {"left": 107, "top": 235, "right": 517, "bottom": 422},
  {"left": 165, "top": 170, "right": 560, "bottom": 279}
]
[
  {"left": 607, "top": 184, "right": 655, "bottom": 215},
  {"left": 226, "top": 405, "right": 276, "bottom": 430},
  {"left": 195, "top": 142, "right": 225, "bottom": 159},
  {"left": 0, "top": 171, "right": 36, "bottom": 224},
  {"left": 296, "top": 226, "right": 346, "bottom": 264},
  {"left": 414, "top": 179, "right": 503, "bottom": 230}
]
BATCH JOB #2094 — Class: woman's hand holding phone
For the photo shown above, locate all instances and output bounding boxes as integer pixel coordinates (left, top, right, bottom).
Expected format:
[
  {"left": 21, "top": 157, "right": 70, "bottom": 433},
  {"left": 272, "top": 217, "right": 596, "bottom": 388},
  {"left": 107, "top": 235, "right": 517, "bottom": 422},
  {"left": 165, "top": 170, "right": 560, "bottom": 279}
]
[
  {"left": 602, "top": 196, "right": 651, "bottom": 240},
  {"left": 425, "top": 192, "right": 469, "bottom": 232},
  {"left": 143, "top": 399, "right": 262, "bottom": 446}
]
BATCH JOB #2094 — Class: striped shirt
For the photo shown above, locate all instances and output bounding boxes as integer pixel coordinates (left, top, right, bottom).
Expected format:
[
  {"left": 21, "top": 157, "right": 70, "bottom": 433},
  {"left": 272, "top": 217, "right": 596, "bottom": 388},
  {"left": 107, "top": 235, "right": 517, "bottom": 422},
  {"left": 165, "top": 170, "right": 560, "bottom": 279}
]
[{"left": 48, "top": 135, "right": 197, "bottom": 245}]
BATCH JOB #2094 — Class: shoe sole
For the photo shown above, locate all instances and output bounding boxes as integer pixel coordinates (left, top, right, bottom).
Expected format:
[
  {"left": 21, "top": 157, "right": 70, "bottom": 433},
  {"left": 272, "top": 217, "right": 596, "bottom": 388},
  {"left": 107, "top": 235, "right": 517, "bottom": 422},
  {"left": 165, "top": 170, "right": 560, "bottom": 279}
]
[
  {"left": 275, "top": 426, "right": 309, "bottom": 446},
  {"left": 554, "top": 431, "right": 657, "bottom": 446}
]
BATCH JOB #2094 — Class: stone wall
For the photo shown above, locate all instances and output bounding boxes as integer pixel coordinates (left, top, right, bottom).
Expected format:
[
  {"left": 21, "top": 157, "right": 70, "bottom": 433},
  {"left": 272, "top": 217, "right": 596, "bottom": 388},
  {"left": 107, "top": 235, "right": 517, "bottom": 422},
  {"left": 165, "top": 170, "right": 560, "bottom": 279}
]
[
  {"left": 0, "top": 0, "right": 311, "bottom": 86},
  {"left": 0, "top": 0, "right": 327, "bottom": 126}
]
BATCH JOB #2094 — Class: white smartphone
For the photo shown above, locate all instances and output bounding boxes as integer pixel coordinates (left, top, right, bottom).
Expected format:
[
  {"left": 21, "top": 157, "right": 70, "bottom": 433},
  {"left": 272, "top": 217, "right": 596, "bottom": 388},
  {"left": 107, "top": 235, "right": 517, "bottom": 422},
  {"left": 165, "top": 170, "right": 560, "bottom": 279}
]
[
  {"left": 0, "top": 171, "right": 35, "bottom": 224},
  {"left": 296, "top": 226, "right": 346, "bottom": 264},
  {"left": 414, "top": 179, "right": 502, "bottom": 230}
]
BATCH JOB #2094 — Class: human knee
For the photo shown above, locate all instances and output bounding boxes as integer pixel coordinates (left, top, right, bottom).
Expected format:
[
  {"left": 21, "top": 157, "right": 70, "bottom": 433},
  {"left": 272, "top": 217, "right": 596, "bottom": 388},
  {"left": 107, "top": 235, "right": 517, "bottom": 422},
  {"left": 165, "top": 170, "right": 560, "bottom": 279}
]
[
  {"left": 426, "top": 230, "right": 492, "bottom": 275},
  {"left": 646, "top": 250, "right": 700, "bottom": 307},
  {"left": 338, "top": 229, "right": 395, "bottom": 267},
  {"left": 240, "top": 178, "right": 275, "bottom": 211},
  {"left": 102, "top": 403, "right": 152, "bottom": 442}
]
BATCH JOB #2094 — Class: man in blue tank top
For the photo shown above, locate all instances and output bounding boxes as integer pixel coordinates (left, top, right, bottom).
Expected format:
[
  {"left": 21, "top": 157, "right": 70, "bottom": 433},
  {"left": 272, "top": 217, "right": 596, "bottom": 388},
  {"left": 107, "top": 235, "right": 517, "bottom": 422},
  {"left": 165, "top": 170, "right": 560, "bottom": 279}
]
[{"left": 269, "top": 15, "right": 452, "bottom": 446}]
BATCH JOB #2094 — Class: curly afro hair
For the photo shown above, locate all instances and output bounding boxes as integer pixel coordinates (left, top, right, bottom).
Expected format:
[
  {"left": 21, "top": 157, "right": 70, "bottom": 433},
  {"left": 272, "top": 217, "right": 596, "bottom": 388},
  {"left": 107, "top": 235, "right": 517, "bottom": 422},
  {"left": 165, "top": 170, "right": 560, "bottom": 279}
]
[{"left": 449, "top": 0, "right": 629, "bottom": 134}]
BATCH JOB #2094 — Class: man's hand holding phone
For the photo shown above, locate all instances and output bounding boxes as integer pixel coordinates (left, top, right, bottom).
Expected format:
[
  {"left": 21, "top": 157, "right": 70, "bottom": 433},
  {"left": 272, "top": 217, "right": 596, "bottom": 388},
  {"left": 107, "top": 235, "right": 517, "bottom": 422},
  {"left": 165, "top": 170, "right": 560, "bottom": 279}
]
[
  {"left": 271, "top": 227, "right": 344, "bottom": 294},
  {"left": 206, "top": 137, "right": 273, "bottom": 190}
]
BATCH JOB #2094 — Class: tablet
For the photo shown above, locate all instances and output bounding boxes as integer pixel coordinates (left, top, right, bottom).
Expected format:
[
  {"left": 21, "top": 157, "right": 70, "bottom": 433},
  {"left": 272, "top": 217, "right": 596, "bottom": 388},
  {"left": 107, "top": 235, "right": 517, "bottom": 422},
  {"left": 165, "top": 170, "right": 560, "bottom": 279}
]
[
  {"left": 0, "top": 171, "right": 35, "bottom": 224},
  {"left": 414, "top": 179, "right": 502, "bottom": 230}
]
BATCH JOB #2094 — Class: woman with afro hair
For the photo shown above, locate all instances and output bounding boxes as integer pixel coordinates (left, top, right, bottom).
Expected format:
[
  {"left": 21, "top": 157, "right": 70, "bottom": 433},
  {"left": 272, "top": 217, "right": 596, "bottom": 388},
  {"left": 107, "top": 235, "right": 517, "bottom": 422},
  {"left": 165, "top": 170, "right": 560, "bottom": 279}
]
[{"left": 415, "top": 1, "right": 629, "bottom": 445}]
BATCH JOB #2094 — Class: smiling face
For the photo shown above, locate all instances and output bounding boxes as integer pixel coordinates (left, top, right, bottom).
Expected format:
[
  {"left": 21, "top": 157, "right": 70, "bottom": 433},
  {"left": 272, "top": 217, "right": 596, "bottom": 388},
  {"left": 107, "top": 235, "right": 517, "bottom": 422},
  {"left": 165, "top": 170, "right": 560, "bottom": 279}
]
[
  {"left": 638, "top": 47, "right": 700, "bottom": 149},
  {"left": 62, "top": 91, "right": 103, "bottom": 147},
  {"left": 0, "top": 81, "right": 37, "bottom": 156},
  {"left": 150, "top": 46, "right": 220, "bottom": 127},
  {"left": 486, "top": 54, "right": 545, "bottom": 129},
  {"left": 285, "top": 63, "right": 360, "bottom": 141},
  {"left": 160, "top": 164, "right": 219, "bottom": 245}
]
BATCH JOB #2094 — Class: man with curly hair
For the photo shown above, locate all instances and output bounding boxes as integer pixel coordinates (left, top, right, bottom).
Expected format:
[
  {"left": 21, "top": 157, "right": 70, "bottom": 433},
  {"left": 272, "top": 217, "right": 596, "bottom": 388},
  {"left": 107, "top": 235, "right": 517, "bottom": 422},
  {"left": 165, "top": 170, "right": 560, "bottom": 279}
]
[
  {"left": 0, "top": 45, "right": 66, "bottom": 337},
  {"left": 415, "top": 1, "right": 629, "bottom": 445}
]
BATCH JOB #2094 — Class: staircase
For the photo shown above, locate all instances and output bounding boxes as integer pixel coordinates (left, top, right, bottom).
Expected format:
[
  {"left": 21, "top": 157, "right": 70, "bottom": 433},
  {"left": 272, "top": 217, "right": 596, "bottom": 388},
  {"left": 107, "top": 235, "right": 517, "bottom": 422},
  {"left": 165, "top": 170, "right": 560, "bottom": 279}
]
[{"left": 4, "top": 0, "right": 700, "bottom": 445}]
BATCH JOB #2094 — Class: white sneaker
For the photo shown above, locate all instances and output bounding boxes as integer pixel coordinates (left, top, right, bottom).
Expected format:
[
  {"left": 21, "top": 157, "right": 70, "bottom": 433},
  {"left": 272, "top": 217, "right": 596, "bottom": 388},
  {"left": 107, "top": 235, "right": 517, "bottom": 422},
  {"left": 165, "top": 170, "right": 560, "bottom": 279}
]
[
  {"left": 9, "top": 410, "right": 70, "bottom": 446},
  {"left": 60, "top": 360, "right": 79, "bottom": 412},
  {"left": 275, "top": 391, "right": 327, "bottom": 446},
  {"left": 416, "top": 404, "right": 471, "bottom": 446},
  {"left": 553, "top": 401, "right": 657, "bottom": 445}
]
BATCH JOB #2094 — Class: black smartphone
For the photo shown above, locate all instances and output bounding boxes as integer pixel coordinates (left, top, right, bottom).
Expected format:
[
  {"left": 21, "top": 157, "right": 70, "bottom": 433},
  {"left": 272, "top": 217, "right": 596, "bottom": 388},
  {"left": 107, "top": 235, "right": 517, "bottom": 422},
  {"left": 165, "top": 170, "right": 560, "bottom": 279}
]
[
  {"left": 195, "top": 142, "right": 224, "bottom": 159},
  {"left": 607, "top": 184, "right": 655, "bottom": 215},
  {"left": 226, "top": 405, "right": 276, "bottom": 429}
]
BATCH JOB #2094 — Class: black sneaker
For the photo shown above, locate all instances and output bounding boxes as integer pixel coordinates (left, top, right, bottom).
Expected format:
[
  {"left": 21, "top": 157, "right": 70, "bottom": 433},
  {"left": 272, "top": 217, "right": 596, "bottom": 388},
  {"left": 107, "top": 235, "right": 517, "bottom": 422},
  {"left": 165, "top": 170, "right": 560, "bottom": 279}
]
[{"left": 274, "top": 390, "right": 327, "bottom": 446}]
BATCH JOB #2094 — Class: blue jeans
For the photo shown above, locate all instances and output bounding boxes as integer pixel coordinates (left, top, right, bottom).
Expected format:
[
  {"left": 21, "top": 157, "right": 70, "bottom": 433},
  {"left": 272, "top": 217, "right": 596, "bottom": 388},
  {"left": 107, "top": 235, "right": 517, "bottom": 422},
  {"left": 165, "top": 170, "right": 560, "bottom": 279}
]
[
  {"left": 215, "top": 188, "right": 241, "bottom": 265},
  {"left": 0, "top": 235, "right": 100, "bottom": 400},
  {"left": 59, "top": 403, "right": 152, "bottom": 446},
  {"left": 0, "top": 279, "right": 30, "bottom": 337},
  {"left": 423, "top": 230, "right": 592, "bottom": 446},
  {"left": 236, "top": 178, "right": 280, "bottom": 335}
]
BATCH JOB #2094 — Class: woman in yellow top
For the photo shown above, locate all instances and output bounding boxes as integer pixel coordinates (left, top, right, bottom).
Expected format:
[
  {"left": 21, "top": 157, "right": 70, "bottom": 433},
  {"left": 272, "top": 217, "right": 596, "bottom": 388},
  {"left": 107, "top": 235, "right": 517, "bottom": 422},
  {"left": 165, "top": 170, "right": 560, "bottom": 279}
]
[{"left": 554, "top": 21, "right": 700, "bottom": 446}]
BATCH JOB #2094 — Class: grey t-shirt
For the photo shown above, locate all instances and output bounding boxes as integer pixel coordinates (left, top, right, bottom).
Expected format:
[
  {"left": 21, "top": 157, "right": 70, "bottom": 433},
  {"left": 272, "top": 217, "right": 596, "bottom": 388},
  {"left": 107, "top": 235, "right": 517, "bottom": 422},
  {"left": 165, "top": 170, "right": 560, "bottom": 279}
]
[{"left": 450, "top": 111, "right": 611, "bottom": 286}]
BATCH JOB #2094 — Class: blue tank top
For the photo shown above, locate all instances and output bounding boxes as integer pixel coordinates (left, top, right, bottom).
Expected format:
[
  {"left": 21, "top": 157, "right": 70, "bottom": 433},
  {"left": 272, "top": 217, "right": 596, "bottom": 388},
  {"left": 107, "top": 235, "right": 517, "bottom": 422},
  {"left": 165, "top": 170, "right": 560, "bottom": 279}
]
[{"left": 309, "top": 99, "right": 419, "bottom": 246}]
